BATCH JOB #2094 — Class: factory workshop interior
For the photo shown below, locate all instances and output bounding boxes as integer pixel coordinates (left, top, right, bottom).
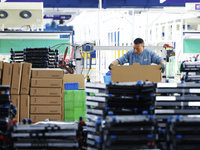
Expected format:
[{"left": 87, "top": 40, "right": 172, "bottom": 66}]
[{"left": 1, "top": 0, "right": 200, "bottom": 149}]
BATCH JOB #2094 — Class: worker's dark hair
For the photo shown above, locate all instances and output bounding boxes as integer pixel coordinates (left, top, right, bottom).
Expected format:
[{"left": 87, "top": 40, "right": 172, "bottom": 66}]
[{"left": 134, "top": 38, "right": 144, "bottom": 45}]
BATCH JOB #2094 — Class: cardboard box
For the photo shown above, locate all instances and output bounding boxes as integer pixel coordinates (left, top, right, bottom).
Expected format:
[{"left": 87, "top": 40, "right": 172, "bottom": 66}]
[
  {"left": 20, "top": 63, "right": 32, "bottom": 95},
  {"left": 30, "top": 114, "right": 61, "bottom": 123},
  {"left": 2, "top": 63, "right": 13, "bottom": 85},
  {"left": 30, "top": 106, "right": 61, "bottom": 114},
  {"left": 32, "top": 68, "right": 64, "bottom": 79},
  {"left": 20, "top": 95, "right": 30, "bottom": 122},
  {"left": 0, "top": 61, "right": 3, "bottom": 70},
  {"left": 31, "top": 78, "right": 63, "bottom": 88},
  {"left": 11, "top": 63, "right": 22, "bottom": 94},
  {"left": 31, "top": 97, "right": 61, "bottom": 105},
  {"left": 30, "top": 88, "right": 62, "bottom": 96},
  {"left": 63, "top": 74, "right": 85, "bottom": 89},
  {"left": 0, "top": 70, "right": 2, "bottom": 84},
  {"left": 0, "top": 69, "right": 2, "bottom": 79},
  {"left": 61, "top": 92, "right": 64, "bottom": 121},
  {"left": 111, "top": 63, "right": 162, "bottom": 83},
  {"left": 11, "top": 95, "right": 20, "bottom": 122}
]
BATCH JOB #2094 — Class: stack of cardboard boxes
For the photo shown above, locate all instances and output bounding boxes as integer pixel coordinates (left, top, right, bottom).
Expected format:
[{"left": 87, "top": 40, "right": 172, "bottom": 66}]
[
  {"left": 11, "top": 63, "right": 22, "bottom": 122},
  {"left": 2, "top": 63, "right": 13, "bottom": 86},
  {"left": 0, "top": 61, "right": 87, "bottom": 123},
  {"left": 2, "top": 62, "right": 18, "bottom": 121},
  {"left": 20, "top": 63, "right": 32, "bottom": 122},
  {"left": 30, "top": 69, "right": 64, "bottom": 123},
  {"left": 2, "top": 62, "right": 32, "bottom": 122}
]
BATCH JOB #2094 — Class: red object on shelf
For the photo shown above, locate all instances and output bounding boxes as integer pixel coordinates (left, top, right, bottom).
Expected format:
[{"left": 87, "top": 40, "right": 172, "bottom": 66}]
[
  {"left": 79, "top": 120, "right": 86, "bottom": 126},
  {"left": 71, "top": 47, "right": 75, "bottom": 60},
  {"left": 0, "top": 135, "right": 4, "bottom": 140},
  {"left": 59, "top": 47, "right": 73, "bottom": 74},
  {"left": 164, "top": 44, "right": 173, "bottom": 49}
]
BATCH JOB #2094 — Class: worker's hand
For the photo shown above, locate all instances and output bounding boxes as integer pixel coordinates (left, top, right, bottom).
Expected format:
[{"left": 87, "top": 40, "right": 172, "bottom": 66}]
[
  {"left": 160, "top": 63, "right": 165, "bottom": 73},
  {"left": 108, "top": 63, "right": 114, "bottom": 70}
]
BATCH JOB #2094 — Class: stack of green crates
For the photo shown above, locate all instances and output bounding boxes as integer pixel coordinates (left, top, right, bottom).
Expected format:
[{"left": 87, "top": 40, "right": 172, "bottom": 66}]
[{"left": 64, "top": 90, "right": 86, "bottom": 122}]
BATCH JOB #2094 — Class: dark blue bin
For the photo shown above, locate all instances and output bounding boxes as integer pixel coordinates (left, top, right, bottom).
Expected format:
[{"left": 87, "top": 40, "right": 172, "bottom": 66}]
[{"left": 64, "top": 83, "right": 79, "bottom": 90}]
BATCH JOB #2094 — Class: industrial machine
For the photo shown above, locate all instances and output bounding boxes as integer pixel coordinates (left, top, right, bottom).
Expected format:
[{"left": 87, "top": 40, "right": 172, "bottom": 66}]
[
  {"left": 0, "top": 2, "right": 43, "bottom": 31},
  {"left": 60, "top": 42, "right": 95, "bottom": 75}
]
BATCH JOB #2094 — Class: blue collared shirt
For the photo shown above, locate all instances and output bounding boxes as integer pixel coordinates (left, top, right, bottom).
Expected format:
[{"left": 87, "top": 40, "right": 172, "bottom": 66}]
[{"left": 117, "top": 49, "right": 163, "bottom": 65}]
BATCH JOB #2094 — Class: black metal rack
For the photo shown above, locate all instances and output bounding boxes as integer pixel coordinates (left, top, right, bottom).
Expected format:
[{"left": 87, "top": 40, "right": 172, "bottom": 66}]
[
  {"left": 85, "top": 81, "right": 157, "bottom": 150},
  {"left": 180, "top": 62, "right": 200, "bottom": 82},
  {"left": 10, "top": 47, "right": 59, "bottom": 68},
  {"left": 11, "top": 121, "right": 79, "bottom": 149},
  {"left": 167, "top": 116, "right": 200, "bottom": 150}
]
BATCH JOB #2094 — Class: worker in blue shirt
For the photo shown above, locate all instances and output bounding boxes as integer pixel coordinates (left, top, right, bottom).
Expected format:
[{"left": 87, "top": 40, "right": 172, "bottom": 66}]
[{"left": 108, "top": 38, "right": 165, "bottom": 73}]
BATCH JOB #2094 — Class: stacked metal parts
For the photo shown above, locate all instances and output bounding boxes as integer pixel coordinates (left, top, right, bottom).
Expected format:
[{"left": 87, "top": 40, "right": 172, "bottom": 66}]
[
  {"left": 0, "top": 85, "right": 17, "bottom": 149},
  {"left": 0, "top": 85, "right": 85, "bottom": 149},
  {"left": 85, "top": 82, "right": 106, "bottom": 150},
  {"left": 10, "top": 47, "right": 59, "bottom": 68},
  {"left": 11, "top": 121, "right": 79, "bottom": 150},
  {"left": 167, "top": 116, "right": 200, "bottom": 150},
  {"left": 85, "top": 81, "right": 157, "bottom": 150},
  {"left": 180, "top": 62, "right": 200, "bottom": 82},
  {"left": 155, "top": 82, "right": 200, "bottom": 149},
  {"left": 155, "top": 82, "right": 200, "bottom": 116},
  {"left": 103, "top": 115, "right": 156, "bottom": 150}
]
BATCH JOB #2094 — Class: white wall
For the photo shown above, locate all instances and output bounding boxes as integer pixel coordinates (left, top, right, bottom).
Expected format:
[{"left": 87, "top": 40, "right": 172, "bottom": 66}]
[
  {"left": 68, "top": 8, "right": 200, "bottom": 81},
  {"left": 69, "top": 10, "right": 135, "bottom": 81}
]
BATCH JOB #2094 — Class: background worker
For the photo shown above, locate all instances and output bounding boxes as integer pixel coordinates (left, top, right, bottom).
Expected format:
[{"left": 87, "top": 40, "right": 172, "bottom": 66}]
[{"left": 108, "top": 38, "right": 165, "bottom": 73}]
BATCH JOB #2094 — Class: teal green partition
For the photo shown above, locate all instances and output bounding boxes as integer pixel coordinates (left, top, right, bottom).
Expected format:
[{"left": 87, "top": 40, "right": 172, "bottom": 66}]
[
  {"left": 0, "top": 39, "right": 70, "bottom": 54},
  {"left": 183, "top": 39, "right": 200, "bottom": 53}
]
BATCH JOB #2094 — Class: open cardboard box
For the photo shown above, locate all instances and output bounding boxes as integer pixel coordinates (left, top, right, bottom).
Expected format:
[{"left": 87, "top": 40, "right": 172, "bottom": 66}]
[
  {"left": 63, "top": 74, "right": 85, "bottom": 89},
  {"left": 111, "top": 63, "right": 162, "bottom": 83}
]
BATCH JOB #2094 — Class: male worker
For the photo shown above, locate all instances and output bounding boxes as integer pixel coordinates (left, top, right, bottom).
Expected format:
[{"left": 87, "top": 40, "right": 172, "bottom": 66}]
[{"left": 108, "top": 38, "right": 165, "bottom": 73}]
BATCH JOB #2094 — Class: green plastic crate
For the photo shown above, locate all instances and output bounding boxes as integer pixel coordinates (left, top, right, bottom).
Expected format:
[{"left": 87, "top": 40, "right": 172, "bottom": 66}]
[
  {"left": 65, "top": 110, "right": 74, "bottom": 116},
  {"left": 74, "top": 102, "right": 84, "bottom": 108},
  {"left": 74, "top": 108, "right": 85, "bottom": 121},
  {"left": 74, "top": 90, "right": 84, "bottom": 108},
  {"left": 74, "top": 108, "right": 83, "bottom": 115},
  {"left": 64, "top": 90, "right": 86, "bottom": 121},
  {"left": 65, "top": 102, "right": 74, "bottom": 111},
  {"left": 64, "top": 90, "right": 74, "bottom": 103},
  {"left": 74, "top": 90, "right": 82, "bottom": 102},
  {"left": 83, "top": 104, "right": 87, "bottom": 111},
  {"left": 65, "top": 117, "right": 74, "bottom": 122},
  {"left": 64, "top": 110, "right": 74, "bottom": 121},
  {"left": 83, "top": 110, "right": 86, "bottom": 117},
  {"left": 74, "top": 90, "right": 86, "bottom": 102}
]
